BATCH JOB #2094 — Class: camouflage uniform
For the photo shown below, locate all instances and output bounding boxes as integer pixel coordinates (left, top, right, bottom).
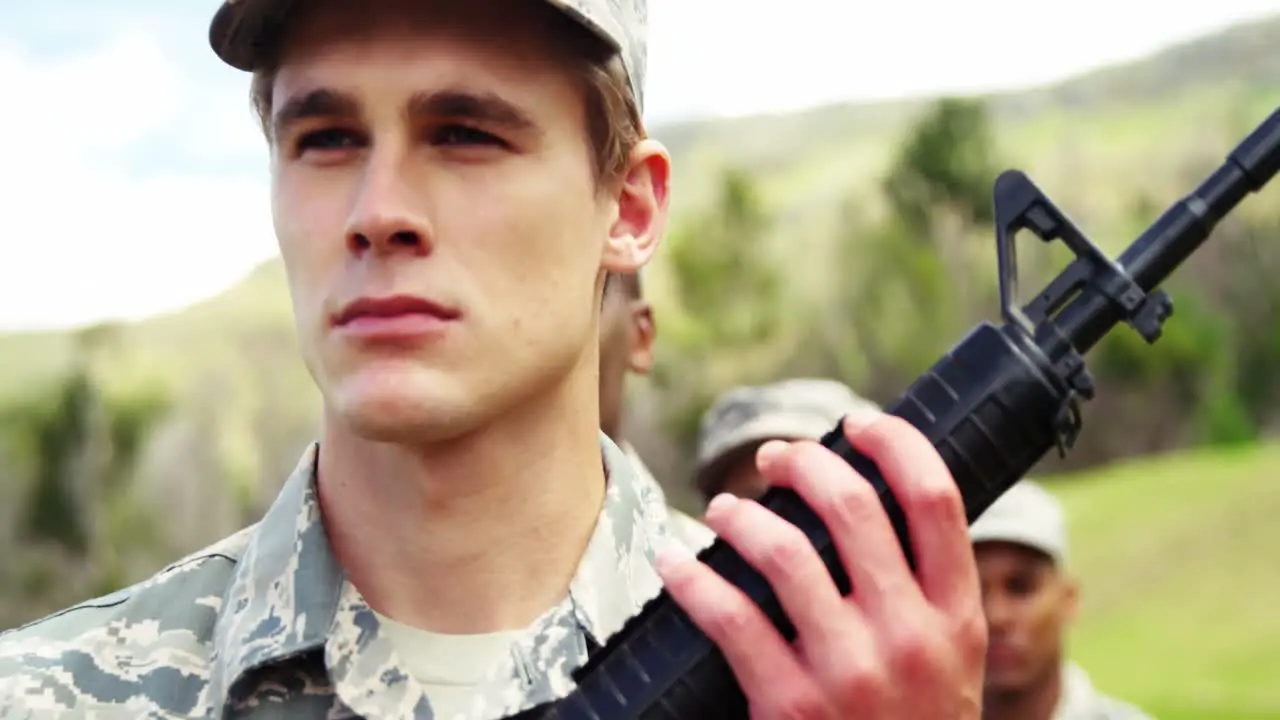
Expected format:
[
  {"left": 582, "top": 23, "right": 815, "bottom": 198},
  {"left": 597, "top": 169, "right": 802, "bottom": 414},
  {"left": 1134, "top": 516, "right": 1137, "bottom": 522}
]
[
  {"left": 0, "top": 435, "right": 701, "bottom": 719},
  {"left": 619, "top": 441, "right": 716, "bottom": 552}
]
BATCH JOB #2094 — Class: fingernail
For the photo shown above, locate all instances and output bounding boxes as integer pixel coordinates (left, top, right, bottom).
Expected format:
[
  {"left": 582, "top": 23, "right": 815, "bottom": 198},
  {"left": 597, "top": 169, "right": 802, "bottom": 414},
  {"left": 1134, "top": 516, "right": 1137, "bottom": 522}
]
[
  {"left": 756, "top": 439, "right": 788, "bottom": 465},
  {"left": 705, "top": 492, "right": 738, "bottom": 516},
  {"left": 843, "top": 411, "right": 879, "bottom": 434},
  {"left": 654, "top": 542, "right": 695, "bottom": 574}
]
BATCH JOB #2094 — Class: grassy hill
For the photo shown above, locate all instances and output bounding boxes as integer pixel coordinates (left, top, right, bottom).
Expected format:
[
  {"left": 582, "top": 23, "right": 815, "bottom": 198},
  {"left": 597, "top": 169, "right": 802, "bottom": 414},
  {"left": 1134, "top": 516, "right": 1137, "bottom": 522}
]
[{"left": 1050, "top": 441, "right": 1280, "bottom": 719}]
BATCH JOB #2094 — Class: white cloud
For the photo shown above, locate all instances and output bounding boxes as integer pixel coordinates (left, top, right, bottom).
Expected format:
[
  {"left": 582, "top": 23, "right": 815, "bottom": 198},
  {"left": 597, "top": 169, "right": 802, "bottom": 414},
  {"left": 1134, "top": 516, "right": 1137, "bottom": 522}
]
[
  {"left": 644, "top": 0, "right": 1280, "bottom": 120},
  {"left": 0, "top": 29, "right": 275, "bottom": 332}
]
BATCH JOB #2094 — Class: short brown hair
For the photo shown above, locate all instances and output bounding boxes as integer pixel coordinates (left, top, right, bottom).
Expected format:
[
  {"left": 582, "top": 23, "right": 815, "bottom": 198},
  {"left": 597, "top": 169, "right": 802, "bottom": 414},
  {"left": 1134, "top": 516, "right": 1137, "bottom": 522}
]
[
  {"left": 603, "top": 270, "right": 642, "bottom": 300},
  {"left": 248, "top": 20, "right": 643, "bottom": 187}
]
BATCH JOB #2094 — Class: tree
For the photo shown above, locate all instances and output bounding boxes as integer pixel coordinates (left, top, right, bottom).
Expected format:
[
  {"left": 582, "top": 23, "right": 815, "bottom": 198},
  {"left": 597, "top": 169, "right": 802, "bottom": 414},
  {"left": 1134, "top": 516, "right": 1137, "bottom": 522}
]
[
  {"left": 831, "top": 97, "right": 1004, "bottom": 395},
  {"left": 665, "top": 168, "right": 783, "bottom": 350},
  {"left": 882, "top": 97, "right": 1001, "bottom": 241},
  {"left": 653, "top": 167, "right": 786, "bottom": 451}
]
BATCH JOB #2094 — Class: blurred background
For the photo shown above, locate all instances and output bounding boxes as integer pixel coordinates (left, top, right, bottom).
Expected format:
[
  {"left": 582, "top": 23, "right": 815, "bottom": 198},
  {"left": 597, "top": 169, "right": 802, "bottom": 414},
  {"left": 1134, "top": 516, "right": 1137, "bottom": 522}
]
[{"left": 3, "top": 1, "right": 1280, "bottom": 717}]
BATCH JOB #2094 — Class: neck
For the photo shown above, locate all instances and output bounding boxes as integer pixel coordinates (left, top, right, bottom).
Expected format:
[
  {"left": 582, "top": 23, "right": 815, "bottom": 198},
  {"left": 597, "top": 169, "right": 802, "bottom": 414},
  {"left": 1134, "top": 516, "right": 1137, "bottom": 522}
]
[
  {"left": 982, "top": 663, "right": 1063, "bottom": 720},
  {"left": 316, "top": 367, "right": 607, "bottom": 635}
]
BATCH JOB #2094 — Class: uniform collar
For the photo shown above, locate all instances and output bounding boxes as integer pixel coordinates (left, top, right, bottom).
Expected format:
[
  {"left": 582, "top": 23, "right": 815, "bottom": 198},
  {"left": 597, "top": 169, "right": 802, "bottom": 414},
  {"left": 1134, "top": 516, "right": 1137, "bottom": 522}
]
[
  {"left": 618, "top": 440, "right": 657, "bottom": 487},
  {"left": 206, "top": 443, "right": 344, "bottom": 713},
  {"left": 1053, "top": 660, "right": 1099, "bottom": 719},
  {"left": 207, "top": 433, "right": 670, "bottom": 719}
]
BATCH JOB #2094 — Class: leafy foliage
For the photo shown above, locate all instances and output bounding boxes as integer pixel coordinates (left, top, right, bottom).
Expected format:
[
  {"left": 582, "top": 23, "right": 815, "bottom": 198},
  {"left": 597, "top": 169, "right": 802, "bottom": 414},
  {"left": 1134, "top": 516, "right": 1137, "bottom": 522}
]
[{"left": 882, "top": 97, "right": 1001, "bottom": 239}]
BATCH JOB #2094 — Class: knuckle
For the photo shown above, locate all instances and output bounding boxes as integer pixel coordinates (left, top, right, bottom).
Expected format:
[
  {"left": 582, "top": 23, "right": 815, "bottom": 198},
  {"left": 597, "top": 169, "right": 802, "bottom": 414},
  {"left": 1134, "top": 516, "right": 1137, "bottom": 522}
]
[
  {"left": 956, "top": 609, "right": 989, "bottom": 662},
  {"left": 823, "top": 475, "right": 880, "bottom": 528},
  {"left": 888, "top": 630, "right": 944, "bottom": 683},
  {"left": 826, "top": 659, "right": 888, "bottom": 710},
  {"left": 908, "top": 479, "right": 963, "bottom": 520},
  {"left": 756, "top": 525, "right": 815, "bottom": 580},
  {"left": 770, "top": 684, "right": 829, "bottom": 720},
  {"left": 701, "top": 599, "right": 754, "bottom": 641}
]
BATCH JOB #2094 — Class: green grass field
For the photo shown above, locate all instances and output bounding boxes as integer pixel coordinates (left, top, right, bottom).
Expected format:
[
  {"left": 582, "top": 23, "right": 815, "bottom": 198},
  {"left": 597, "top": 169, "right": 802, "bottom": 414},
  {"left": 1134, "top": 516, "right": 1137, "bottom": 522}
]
[{"left": 1046, "top": 441, "right": 1280, "bottom": 719}]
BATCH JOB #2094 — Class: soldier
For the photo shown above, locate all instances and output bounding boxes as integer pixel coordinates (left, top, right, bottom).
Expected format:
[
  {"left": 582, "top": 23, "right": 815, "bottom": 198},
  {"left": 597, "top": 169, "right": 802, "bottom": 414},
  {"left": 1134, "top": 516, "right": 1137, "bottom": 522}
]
[
  {"left": 971, "top": 481, "right": 1155, "bottom": 720},
  {"left": 0, "top": 1, "right": 988, "bottom": 718},
  {"left": 693, "top": 377, "right": 882, "bottom": 505},
  {"left": 598, "top": 270, "right": 715, "bottom": 551}
]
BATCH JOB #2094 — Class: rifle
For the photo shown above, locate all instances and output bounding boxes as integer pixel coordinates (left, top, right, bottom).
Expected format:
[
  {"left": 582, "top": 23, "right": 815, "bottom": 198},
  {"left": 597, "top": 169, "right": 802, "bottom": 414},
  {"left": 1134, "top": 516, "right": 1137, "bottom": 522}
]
[{"left": 507, "top": 105, "right": 1280, "bottom": 720}]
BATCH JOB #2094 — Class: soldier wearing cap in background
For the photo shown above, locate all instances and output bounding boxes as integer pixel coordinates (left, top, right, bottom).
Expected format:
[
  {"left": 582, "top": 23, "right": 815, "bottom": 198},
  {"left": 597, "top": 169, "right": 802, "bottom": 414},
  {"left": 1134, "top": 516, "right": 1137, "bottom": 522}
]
[
  {"left": 598, "top": 270, "right": 714, "bottom": 551},
  {"left": 971, "top": 481, "right": 1154, "bottom": 720},
  {"left": 694, "top": 378, "right": 883, "bottom": 506},
  {"left": 0, "top": 0, "right": 991, "bottom": 717}
]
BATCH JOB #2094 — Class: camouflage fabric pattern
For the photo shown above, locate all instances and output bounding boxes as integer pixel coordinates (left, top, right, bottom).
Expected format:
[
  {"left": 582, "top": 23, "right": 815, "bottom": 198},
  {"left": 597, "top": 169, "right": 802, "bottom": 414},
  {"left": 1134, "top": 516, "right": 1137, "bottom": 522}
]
[
  {"left": 695, "top": 377, "right": 882, "bottom": 493},
  {"left": 620, "top": 441, "right": 716, "bottom": 553},
  {"left": 0, "top": 433, "right": 689, "bottom": 719},
  {"left": 208, "top": 0, "right": 650, "bottom": 112},
  {"left": 544, "top": 0, "right": 648, "bottom": 111}
]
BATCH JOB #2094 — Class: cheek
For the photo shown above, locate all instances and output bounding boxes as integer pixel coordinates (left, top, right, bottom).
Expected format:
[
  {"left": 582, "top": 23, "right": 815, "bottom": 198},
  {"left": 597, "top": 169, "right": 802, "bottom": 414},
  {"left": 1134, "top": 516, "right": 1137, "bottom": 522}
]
[
  {"left": 444, "top": 164, "right": 603, "bottom": 323},
  {"left": 272, "top": 173, "right": 348, "bottom": 326},
  {"left": 1025, "top": 597, "right": 1065, "bottom": 644}
]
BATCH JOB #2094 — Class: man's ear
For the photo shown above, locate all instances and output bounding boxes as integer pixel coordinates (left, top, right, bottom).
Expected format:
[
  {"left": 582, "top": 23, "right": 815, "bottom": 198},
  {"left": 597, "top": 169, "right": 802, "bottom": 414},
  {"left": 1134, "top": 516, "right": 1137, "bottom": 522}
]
[
  {"left": 627, "top": 301, "right": 656, "bottom": 375},
  {"left": 1061, "top": 573, "right": 1080, "bottom": 624},
  {"left": 602, "top": 139, "right": 671, "bottom": 274}
]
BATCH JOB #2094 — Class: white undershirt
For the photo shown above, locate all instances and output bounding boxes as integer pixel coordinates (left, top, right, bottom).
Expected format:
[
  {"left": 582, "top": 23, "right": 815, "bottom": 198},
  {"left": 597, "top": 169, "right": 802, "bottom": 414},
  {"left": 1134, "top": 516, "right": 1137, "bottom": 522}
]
[{"left": 374, "top": 611, "right": 525, "bottom": 719}]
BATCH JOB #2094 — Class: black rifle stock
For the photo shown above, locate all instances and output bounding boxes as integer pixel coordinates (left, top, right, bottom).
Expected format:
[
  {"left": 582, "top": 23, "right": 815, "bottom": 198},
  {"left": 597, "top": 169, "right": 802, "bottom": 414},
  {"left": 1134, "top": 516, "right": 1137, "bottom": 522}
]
[{"left": 505, "top": 105, "right": 1280, "bottom": 720}]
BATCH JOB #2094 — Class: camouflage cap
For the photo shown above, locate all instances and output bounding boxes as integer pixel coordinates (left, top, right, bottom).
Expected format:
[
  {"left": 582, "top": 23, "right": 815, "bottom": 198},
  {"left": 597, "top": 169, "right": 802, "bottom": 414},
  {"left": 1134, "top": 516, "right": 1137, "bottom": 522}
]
[
  {"left": 694, "top": 378, "right": 882, "bottom": 495},
  {"left": 969, "top": 479, "right": 1069, "bottom": 566},
  {"left": 206, "top": 0, "right": 649, "bottom": 112}
]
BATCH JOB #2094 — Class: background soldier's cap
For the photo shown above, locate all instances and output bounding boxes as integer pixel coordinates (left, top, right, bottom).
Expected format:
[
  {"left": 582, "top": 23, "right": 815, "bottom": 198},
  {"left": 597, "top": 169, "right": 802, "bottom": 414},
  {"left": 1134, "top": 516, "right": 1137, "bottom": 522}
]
[
  {"left": 694, "top": 378, "right": 882, "bottom": 495},
  {"left": 969, "top": 479, "right": 1069, "bottom": 566},
  {"left": 206, "top": 0, "right": 650, "bottom": 112}
]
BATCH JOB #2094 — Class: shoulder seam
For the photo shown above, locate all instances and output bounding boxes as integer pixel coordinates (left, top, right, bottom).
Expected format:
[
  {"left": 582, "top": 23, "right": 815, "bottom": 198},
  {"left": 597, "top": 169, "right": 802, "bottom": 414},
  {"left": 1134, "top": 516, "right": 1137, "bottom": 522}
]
[
  {"left": 159, "top": 550, "right": 240, "bottom": 576},
  {"left": 1, "top": 551, "right": 239, "bottom": 637}
]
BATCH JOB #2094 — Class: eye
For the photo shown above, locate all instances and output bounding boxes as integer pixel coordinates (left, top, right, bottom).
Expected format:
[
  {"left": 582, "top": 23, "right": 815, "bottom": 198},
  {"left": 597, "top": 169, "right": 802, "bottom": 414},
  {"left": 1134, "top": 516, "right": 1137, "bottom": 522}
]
[
  {"left": 432, "top": 124, "right": 507, "bottom": 148},
  {"left": 295, "top": 128, "right": 363, "bottom": 154},
  {"left": 1005, "top": 573, "right": 1039, "bottom": 597}
]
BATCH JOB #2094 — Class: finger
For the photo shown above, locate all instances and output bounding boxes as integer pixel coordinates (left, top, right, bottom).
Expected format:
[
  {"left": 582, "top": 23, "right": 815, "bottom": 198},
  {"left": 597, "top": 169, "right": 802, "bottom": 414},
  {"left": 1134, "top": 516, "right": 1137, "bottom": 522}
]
[
  {"left": 757, "top": 436, "right": 921, "bottom": 617},
  {"left": 699, "top": 492, "right": 875, "bottom": 677},
  {"left": 845, "top": 414, "right": 980, "bottom": 616},
  {"left": 654, "top": 545, "right": 824, "bottom": 712}
]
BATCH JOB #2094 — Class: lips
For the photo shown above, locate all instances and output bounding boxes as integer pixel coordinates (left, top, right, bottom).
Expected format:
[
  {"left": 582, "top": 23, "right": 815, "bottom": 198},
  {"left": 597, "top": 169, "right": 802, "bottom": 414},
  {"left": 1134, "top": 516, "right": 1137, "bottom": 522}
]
[
  {"left": 986, "top": 643, "right": 1024, "bottom": 667},
  {"left": 332, "top": 294, "right": 461, "bottom": 327}
]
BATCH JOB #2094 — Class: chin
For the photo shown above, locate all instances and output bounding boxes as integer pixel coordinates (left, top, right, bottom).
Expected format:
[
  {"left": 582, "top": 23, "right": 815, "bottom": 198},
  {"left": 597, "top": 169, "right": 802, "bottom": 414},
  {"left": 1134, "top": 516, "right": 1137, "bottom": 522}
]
[
  {"left": 982, "top": 663, "right": 1037, "bottom": 695},
  {"left": 326, "top": 364, "right": 482, "bottom": 444}
]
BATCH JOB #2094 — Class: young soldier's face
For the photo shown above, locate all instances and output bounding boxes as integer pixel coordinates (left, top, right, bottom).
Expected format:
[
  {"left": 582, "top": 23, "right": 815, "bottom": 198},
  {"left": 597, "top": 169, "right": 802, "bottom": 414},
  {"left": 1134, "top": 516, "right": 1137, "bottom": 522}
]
[{"left": 267, "top": 0, "right": 667, "bottom": 444}]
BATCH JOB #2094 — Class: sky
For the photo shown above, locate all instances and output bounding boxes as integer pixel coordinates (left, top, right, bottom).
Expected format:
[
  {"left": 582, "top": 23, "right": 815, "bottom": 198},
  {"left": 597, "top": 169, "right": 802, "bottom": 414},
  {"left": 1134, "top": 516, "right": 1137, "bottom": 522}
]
[{"left": 2, "top": 0, "right": 1279, "bottom": 332}]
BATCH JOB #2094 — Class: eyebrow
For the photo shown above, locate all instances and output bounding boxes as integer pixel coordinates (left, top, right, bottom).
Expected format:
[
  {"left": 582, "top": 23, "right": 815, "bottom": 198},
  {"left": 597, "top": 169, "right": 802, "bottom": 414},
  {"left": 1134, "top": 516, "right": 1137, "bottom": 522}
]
[
  {"left": 272, "top": 88, "right": 359, "bottom": 139},
  {"left": 408, "top": 89, "right": 537, "bottom": 133},
  {"left": 271, "top": 87, "right": 539, "bottom": 139}
]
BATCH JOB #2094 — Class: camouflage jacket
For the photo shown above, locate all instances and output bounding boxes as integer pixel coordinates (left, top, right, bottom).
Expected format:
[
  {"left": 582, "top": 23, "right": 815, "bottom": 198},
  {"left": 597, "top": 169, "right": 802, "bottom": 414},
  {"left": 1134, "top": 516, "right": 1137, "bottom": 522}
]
[
  {"left": 618, "top": 441, "right": 715, "bottom": 552},
  {"left": 1055, "top": 661, "right": 1156, "bottom": 720},
  {"left": 0, "top": 434, "right": 715, "bottom": 719}
]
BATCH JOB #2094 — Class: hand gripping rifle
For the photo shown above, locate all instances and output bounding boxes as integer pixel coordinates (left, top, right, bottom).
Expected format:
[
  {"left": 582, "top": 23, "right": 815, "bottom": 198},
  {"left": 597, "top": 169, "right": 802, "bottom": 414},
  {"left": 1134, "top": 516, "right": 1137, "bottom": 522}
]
[{"left": 507, "top": 106, "right": 1280, "bottom": 720}]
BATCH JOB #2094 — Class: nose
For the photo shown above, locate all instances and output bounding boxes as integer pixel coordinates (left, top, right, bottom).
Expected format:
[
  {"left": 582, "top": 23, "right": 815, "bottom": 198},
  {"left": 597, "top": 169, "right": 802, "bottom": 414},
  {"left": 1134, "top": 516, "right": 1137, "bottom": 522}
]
[
  {"left": 344, "top": 151, "right": 433, "bottom": 257},
  {"left": 981, "top": 590, "right": 1013, "bottom": 633}
]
